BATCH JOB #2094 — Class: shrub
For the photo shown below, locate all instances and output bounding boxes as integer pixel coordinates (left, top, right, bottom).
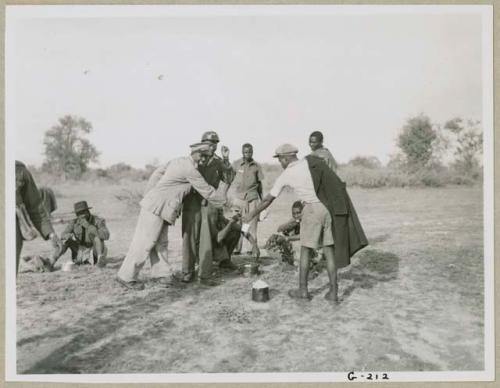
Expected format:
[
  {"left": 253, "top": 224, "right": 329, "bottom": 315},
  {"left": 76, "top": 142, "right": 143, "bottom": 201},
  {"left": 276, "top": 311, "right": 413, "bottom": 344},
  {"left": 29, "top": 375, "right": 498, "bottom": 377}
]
[{"left": 347, "top": 156, "right": 382, "bottom": 169}]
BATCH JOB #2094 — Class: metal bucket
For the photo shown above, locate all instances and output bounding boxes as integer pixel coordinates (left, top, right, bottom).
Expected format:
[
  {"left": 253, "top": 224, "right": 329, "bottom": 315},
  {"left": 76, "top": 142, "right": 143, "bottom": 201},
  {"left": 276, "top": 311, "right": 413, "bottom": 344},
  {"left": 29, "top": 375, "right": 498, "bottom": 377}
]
[
  {"left": 252, "top": 280, "right": 270, "bottom": 302},
  {"left": 239, "top": 262, "right": 260, "bottom": 277}
]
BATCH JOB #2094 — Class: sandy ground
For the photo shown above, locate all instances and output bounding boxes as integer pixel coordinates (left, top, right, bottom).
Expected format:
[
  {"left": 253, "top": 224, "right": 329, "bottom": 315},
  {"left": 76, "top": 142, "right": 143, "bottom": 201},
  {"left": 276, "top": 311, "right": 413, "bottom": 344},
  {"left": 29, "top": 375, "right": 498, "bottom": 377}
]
[{"left": 16, "top": 183, "right": 484, "bottom": 373}]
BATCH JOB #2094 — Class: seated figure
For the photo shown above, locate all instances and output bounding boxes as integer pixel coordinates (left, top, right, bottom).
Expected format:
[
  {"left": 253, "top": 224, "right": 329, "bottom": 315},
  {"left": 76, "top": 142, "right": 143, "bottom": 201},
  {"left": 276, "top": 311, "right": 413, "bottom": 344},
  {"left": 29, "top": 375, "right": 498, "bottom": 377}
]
[{"left": 51, "top": 201, "right": 110, "bottom": 267}]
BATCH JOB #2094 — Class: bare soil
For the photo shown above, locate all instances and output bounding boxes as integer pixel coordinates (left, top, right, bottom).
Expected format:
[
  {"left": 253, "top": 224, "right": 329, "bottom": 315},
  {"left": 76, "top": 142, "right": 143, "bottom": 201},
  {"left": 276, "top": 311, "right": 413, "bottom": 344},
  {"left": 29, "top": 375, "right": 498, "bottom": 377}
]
[{"left": 16, "top": 183, "right": 484, "bottom": 373}]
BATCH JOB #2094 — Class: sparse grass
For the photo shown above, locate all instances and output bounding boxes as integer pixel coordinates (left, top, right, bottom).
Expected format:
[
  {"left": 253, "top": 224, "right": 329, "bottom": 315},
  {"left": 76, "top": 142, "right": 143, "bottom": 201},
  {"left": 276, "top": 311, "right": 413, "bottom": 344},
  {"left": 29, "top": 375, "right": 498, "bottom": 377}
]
[{"left": 16, "top": 181, "right": 484, "bottom": 373}]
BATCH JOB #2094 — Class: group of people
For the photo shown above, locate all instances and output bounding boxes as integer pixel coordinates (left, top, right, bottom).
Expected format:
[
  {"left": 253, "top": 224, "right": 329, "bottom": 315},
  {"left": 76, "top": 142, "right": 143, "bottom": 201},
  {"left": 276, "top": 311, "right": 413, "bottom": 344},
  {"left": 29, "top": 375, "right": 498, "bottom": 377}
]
[{"left": 15, "top": 130, "right": 368, "bottom": 302}]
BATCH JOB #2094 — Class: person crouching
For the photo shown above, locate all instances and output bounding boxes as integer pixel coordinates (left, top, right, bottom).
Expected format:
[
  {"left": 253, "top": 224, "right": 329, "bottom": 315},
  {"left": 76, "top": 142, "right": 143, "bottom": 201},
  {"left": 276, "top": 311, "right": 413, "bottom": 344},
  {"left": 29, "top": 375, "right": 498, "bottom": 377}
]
[{"left": 51, "top": 201, "right": 110, "bottom": 268}]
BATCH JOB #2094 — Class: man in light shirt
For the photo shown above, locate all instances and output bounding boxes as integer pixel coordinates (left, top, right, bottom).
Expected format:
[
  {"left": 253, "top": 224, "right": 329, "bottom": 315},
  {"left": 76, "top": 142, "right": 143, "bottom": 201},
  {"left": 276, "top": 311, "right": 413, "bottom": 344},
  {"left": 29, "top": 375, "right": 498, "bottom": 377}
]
[
  {"left": 116, "top": 142, "right": 231, "bottom": 290},
  {"left": 243, "top": 144, "right": 368, "bottom": 302}
]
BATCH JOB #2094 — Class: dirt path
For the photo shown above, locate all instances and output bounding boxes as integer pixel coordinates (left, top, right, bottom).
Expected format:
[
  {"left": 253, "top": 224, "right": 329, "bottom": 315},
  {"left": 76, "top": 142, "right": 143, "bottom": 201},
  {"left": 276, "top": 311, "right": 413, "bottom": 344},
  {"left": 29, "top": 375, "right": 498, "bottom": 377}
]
[{"left": 16, "top": 185, "right": 484, "bottom": 373}]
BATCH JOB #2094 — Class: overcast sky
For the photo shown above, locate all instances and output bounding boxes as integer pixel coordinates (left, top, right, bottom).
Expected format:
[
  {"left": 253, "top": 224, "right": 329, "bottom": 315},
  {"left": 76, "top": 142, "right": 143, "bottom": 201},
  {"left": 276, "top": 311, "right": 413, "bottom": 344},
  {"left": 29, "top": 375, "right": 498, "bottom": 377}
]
[{"left": 7, "top": 6, "right": 487, "bottom": 168}]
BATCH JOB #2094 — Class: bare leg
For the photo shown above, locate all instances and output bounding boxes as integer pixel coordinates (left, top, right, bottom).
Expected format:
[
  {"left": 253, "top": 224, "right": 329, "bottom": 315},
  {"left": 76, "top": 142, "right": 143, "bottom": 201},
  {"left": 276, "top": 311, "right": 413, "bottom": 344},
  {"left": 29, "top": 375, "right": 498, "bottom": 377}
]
[
  {"left": 288, "top": 246, "right": 312, "bottom": 299},
  {"left": 323, "top": 245, "right": 338, "bottom": 302},
  {"left": 93, "top": 237, "right": 107, "bottom": 267},
  {"left": 51, "top": 239, "right": 75, "bottom": 266}
]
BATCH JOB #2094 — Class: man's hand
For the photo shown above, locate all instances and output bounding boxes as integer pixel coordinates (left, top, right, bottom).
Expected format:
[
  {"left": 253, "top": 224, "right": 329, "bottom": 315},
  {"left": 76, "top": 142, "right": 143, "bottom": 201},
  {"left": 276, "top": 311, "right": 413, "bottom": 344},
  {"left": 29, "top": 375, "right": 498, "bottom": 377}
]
[
  {"left": 221, "top": 145, "right": 230, "bottom": 159},
  {"left": 49, "top": 232, "right": 62, "bottom": 250},
  {"left": 78, "top": 217, "right": 91, "bottom": 228},
  {"left": 231, "top": 213, "right": 242, "bottom": 223}
]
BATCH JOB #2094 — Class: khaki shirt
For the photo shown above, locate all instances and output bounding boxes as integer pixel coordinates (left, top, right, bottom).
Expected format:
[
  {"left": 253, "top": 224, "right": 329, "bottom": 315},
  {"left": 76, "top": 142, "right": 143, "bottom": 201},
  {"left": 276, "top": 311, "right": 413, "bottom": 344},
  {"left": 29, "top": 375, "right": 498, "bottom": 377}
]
[
  {"left": 141, "top": 156, "right": 227, "bottom": 225},
  {"left": 232, "top": 158, "right": 264, "bottom": 202},
  {"left": 61, "top": 215, "right": 110, "bottom": 246}
]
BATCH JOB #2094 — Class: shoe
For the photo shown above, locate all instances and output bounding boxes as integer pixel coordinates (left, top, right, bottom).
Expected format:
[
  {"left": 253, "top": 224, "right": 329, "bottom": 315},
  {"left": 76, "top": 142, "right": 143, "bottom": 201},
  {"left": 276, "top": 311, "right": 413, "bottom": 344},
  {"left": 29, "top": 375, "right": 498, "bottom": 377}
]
[
  {"left": 96, "top": 255, "right": 107, "bottom": 268},
  {"left": 115, "top": 276, "right": 145, "bottom": 290},
  {"left": 288, "top": 288, "right": 311, "bottom": 300},
  {"left": 171, "top": 271, "right": 194, "bottom": 283},
  {"left": 324, "top": 290, "right": 339, "bottom": 303},
  {"left": 197, "top": 277, "right": 219, "bottom": 287},
  {"left": 219, "top": 260, "right": 238, "bottom": 271}
]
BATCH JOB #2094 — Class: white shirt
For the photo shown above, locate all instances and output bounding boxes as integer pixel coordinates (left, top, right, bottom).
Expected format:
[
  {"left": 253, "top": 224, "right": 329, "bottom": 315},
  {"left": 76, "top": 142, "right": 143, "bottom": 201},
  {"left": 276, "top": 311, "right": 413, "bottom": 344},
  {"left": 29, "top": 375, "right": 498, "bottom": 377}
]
[{"left": 269, "top": 159, "right": 320, "bottom": 203}]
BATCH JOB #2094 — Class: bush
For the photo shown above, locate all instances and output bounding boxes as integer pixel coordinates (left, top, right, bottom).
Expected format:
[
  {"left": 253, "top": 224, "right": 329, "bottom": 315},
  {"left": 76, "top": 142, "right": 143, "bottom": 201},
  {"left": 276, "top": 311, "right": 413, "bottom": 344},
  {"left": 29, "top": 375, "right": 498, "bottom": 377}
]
[
  {"left": 338, "top": 165, "right": 389, "bottom": 188},
  {"left": 347, "top": 156, "right": 382, "bottom": 169}
]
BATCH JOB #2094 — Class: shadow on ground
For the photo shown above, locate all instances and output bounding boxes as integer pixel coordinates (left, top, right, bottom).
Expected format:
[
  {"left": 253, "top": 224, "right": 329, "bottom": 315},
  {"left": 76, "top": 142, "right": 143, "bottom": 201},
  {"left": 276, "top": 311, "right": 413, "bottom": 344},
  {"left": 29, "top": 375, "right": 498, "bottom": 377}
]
[{"left": 308, "top": 249, "right": 400, "bottom": 299}]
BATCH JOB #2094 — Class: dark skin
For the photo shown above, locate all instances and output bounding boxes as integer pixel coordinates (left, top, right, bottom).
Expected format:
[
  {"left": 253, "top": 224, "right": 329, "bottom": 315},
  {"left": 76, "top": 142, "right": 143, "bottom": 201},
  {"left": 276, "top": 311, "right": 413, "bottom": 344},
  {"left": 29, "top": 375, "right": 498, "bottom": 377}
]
[
  {"left": 218, "top": 209, "right": 260, "bottom": 258},
  {"left": 51, "top": 209, "right": 104, "bottom": 266},
  {"left": 241, "top": 145, "right": 263, "bottom": 198},
  {"left": 309, "top": 135, "right": 323, "bottom": 152},
  {"left": 243, "top": 153, "right": 338, "bottom": 302},
  {"left": 282, "top": 206, "right": 302, "bottom": 242},
  {"left": 242, "top": 146, "right": 253, "bottom": 162}
]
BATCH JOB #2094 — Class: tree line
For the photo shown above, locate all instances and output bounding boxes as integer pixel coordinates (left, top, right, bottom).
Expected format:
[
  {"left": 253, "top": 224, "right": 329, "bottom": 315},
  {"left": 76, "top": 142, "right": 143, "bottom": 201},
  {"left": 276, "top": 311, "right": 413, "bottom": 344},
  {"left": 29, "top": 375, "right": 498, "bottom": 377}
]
[{"left": 39, "top": 114, "right": 483, "bottom": 187}]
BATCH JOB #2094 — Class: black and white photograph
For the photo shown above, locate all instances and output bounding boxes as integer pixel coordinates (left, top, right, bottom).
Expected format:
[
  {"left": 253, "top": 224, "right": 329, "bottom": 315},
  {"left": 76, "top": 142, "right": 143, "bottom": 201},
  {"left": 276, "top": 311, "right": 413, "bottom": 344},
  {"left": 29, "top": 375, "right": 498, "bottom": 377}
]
[{"left": 5, "top": 4, "right": 494, "bottom": 384}]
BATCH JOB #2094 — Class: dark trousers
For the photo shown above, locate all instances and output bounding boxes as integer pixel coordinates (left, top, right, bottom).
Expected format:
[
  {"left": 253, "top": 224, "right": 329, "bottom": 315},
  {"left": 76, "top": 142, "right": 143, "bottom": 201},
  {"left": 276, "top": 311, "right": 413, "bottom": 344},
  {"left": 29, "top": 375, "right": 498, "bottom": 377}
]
[
  {"left": 182, "top": 201, "right": 226, "bottom": 279},
  {"left": 59, "top": 238, "right": 105, "bottom": 265}
]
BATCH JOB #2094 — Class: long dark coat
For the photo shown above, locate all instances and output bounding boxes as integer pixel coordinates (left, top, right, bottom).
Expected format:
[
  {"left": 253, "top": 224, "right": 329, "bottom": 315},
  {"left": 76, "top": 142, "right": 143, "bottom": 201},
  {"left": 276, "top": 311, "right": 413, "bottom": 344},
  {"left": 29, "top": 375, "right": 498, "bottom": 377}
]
[{"left": 305, "top": 155, "right": 368, "bottom": 268}]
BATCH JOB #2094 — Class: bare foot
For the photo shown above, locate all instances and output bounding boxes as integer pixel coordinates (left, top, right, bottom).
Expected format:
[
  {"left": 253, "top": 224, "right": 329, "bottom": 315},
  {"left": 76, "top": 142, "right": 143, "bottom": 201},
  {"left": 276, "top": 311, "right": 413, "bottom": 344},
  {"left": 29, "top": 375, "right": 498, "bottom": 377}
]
[
  {"left": 288, "top": 289, "right": 311, "bottom": 300},
  {"left": 324, "top": 290, "right": 339, "bottom": 303}
]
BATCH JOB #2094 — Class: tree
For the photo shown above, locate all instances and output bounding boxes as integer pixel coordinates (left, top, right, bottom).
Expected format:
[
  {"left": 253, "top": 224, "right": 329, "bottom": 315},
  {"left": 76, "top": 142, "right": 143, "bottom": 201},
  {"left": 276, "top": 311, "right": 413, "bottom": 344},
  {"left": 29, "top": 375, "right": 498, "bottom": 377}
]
[
  {"left": 42, "top": 115, "right": 99, "bottom": 178},
  {"left": 444, "top": 118, "right": 482, "bottom": 176},
  {"left": 397, "top": 114, "right": 437, "bottom": 171}
]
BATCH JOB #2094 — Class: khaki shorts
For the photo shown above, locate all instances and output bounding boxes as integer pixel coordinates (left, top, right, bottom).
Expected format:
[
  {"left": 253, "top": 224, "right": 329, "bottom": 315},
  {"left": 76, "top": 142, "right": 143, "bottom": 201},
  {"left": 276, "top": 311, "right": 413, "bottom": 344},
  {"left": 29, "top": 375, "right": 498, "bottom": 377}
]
[{"left": 300, "top": 202, "right": 334, "bottom": 249}]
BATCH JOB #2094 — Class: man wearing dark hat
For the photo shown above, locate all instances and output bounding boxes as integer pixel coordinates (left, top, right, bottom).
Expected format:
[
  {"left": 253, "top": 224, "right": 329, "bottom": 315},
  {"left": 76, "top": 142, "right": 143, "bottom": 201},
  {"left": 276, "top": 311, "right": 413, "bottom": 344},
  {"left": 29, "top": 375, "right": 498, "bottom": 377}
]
[
  {"left": 51, "top": 201, "right": 110, "bottom": 267},
  {"left": 116, "top": 142, "right": 231, "bottom": 290},
  {"left": 243, "top": 144, "right": 367, "bottom": 302},
  {"left": 178, "top": 131, "right": 235, "bottom": 286}
]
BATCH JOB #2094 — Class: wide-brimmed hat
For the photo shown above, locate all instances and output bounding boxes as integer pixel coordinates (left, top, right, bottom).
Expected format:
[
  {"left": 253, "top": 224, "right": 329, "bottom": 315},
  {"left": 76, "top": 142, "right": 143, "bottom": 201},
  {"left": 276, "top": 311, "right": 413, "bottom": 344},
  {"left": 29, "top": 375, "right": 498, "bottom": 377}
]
[
  {"left": 273, "top": 143, "right": 299, "bottom": 158},
  {"left": 74, "top": 201, "right": 92, "bottom": 214}
]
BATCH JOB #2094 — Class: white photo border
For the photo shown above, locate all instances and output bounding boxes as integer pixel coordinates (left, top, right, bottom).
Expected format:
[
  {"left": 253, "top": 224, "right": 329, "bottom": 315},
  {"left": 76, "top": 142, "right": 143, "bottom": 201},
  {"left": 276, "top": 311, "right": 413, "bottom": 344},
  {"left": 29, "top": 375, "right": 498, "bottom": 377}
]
[{"left": 5, "top": 4, "right": 495, "bottom": 383}]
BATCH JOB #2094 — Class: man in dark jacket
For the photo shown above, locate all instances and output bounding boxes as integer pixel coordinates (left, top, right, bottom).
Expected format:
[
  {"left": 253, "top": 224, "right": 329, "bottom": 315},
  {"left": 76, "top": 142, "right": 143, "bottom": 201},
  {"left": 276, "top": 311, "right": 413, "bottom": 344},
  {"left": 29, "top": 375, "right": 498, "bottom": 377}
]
[
  {"left": 15, "top": 161, "right": 61, "bottom": 276},
  {"left": 51, "top": 201, "right": 110, "bottom": 267},
  {"left": 178, "top": 131, "right": 235, "bottom": 286},
  {"left": 244, "top": 144, "right": 367, "bottom": 302}
]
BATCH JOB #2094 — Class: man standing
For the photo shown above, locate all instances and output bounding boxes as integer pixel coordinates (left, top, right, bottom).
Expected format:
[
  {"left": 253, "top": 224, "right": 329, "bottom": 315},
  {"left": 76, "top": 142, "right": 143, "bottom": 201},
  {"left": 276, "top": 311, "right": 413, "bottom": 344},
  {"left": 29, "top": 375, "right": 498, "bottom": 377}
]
[
  {"left": 116, "top": 143, "right": 231, "bottom": 290},
  {"left": 51, "top": 201, "right": 110, "bottom": 267},
  {"left": 15, "top": 161, "right": 61, "bottom": 276},
  {"left": 179, "top": 131, "right": 235, "bottom": 286},
  {"left": 309, "top": 131, "right": 338, "bottom": 171},
  {"left": 232, "top": 143, "right": 264, "bottom": 254},
  {"left": 243, "top": 144, "right": 367, "bottom": 302}
]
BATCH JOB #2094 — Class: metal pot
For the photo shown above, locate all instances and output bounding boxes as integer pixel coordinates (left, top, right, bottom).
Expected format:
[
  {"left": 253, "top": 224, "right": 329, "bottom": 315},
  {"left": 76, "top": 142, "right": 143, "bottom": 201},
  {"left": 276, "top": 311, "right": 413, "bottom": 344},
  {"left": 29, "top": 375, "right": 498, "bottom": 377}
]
[
  {"left": 239, "top": 262, "right": 260, "bottom": 277},
  {"left": 252, "top": 280, "right": 270, "bottom": 302}
]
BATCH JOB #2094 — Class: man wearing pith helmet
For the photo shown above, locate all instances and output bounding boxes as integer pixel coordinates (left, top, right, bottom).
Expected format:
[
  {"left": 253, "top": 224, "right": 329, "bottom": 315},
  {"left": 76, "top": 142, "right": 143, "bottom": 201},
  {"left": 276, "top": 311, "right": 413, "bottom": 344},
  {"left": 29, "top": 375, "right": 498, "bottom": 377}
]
[
  {"left": 243, "top": 143, "right": 368, "bottom": 302},
  {"left": 177, "top": 131, "right": 235, "bottom": 287},
  {"left": 116, "top": 142, "right": 231, "bottom": 290}
]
